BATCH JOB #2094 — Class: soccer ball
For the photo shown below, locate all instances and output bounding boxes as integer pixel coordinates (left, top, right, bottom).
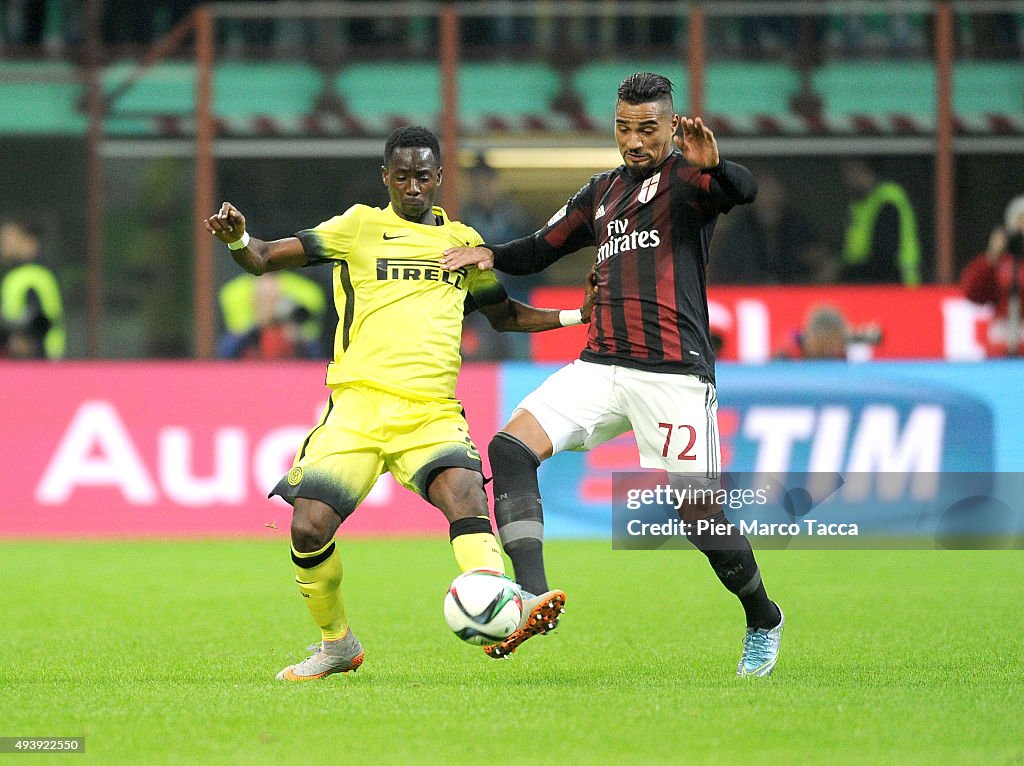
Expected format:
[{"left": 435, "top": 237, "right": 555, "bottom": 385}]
[{"left": 443, "top": 569, "right": 524, "bottom": 646}]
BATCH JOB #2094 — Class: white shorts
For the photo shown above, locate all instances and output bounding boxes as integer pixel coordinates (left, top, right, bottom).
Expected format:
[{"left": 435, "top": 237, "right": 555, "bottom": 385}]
[{"left": 515, "top": 359, "right": 720, "bottom": 478}]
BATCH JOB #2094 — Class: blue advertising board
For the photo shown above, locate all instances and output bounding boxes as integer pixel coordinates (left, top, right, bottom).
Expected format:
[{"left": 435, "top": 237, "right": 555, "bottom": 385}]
[{"left": 498, "top": 361, "right": 1024, "bottom": 540}]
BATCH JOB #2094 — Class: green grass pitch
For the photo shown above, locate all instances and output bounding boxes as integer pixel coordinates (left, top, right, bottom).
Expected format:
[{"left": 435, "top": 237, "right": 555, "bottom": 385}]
[{"left": 1, "top": 539, "right": 1021, "bottom": 765}]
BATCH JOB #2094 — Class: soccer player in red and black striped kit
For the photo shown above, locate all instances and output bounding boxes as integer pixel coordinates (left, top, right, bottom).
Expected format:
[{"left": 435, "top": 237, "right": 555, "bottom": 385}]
[{"left": 441, "top": 72, "right": 784, "bottom": 676}]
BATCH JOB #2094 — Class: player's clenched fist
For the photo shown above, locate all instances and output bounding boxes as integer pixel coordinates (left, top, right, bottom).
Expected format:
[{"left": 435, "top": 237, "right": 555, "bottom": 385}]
[{"left": 204, "top": 202, "right": 247, "bottom": 244}]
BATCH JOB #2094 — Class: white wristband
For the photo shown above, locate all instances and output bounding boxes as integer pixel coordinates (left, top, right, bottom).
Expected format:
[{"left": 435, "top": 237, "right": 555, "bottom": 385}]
[
  {"left": 227, "top": 231, "right": 251, "bottom": 250},
  {"left": 559, "top": 309, "right": 583, "bottom": 327}
]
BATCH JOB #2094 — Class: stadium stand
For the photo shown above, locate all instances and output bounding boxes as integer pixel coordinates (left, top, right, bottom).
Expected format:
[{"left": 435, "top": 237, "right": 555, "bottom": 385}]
[
  {"left": 458, "top": 62, "right": 568, "bottom": 132},
  {"left": 334, "top": 61, "right": 567, "bottom": 133},
  {"left": 0, "top": 62, "right": 85, "bottom": 134},
  {"left": 811, "top": 60, "right": 936, "bottom": 133},
  {"left": 0, "top": 56, "right": 1021, "bottom": 138},
  {"left": 335, "top": 62, "right": 441, "bottom": 134},
  {"left": 102, "top": 61, "right": 324, "bottom": 136},
  {"left": 953, "top": 61, "right": 1024, "bottom": 132},
  {"left": 705, "top": 62, "right": 802, "bottom": 134}
]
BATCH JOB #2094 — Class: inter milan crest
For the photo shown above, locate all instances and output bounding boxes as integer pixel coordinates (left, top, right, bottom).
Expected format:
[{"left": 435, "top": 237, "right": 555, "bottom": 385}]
[{"left": 637, "top": 172, "right": 662, "bottom": 204}]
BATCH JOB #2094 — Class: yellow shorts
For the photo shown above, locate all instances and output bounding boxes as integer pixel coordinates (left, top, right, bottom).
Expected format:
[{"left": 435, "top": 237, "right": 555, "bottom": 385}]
[{"left": 270, "top": 383, "right": 483, "bottom": 520}]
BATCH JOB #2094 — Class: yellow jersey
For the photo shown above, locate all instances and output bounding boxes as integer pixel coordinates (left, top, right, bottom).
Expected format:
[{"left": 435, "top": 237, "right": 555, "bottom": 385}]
[{"left": 296, "top": 203, "right": 506, "bottom": 401}]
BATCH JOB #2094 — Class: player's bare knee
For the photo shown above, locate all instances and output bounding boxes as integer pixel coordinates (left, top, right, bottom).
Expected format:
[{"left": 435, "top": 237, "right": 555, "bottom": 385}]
[
  {"left": 290, "top": 499, "right": 341, "bottom": 552},
  {"left": 290, "top": 516, "right": 330, "bottom": 552},
  {"left": 427, "top": 468, "right": 487, "bottom": 521},
  {"left": 498, "top": 413, "right": 553, "bottom": 461}
]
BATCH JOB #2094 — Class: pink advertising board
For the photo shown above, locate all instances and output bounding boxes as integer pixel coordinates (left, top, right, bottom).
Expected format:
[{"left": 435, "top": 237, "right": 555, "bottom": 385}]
[{"left": 0, "top": 362, "right": 499, "bottom": 538}]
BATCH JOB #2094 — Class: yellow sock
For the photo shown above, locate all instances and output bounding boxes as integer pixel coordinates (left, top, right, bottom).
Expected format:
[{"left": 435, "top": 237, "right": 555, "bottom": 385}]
[
  {"left": 450, "top": 517, "right": 505, "bottom": 574},
  {"left": 292, "top": 541, "right": 349, "bottom": 642}
]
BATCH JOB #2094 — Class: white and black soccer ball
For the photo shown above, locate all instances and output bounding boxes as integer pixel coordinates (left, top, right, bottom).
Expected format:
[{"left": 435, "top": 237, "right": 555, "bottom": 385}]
[{"left": 443, "top": 569, "right": 524, "bottom": 646}]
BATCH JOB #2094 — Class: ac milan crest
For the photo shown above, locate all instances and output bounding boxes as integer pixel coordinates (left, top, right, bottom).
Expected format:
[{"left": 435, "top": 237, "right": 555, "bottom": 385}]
[{"left": 637, "top": 172, "right": 662, "bottom": 204}]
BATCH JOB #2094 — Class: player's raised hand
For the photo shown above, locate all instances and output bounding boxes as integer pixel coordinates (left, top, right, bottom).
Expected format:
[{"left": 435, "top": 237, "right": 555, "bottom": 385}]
[
  {"left": 204, "top": 202, "right": 247, "bottom": 244},
  {"left": 674, "top": 116, "right": 720, "bottom": 170},
  {"left": 440, "top": 246, "right": 495, "bottom": 271}
]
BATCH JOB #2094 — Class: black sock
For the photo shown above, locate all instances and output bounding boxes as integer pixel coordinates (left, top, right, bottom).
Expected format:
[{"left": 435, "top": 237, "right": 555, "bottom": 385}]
[
  {"left": 502, "top": 539, "right": 548, "bottom": 596},
  {"left": 738, "top": 579, "right": 780, "bottom": 631},
  {"left": 686, "top": 511, "right": 781, "bottom": 630},
  {"left": 488, "top": 432, "right": 549, "bottom": 595}
]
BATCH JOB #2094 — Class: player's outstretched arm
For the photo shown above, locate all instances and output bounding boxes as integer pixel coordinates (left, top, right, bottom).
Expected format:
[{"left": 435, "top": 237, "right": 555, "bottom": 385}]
[
  {"left": 204, "top": 201, "right": 309, "bottom": 275},
  {"left": 478, "top": 270, "right": 596, "bottom": 333},
  {"left": 440, "top": 245, "right": 494, "bottom": 271}
]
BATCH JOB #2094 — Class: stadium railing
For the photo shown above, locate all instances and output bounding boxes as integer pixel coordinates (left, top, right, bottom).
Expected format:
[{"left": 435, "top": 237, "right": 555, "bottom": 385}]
[{"left": 2, "top": 0, "right": 1023, "bottom": 358}]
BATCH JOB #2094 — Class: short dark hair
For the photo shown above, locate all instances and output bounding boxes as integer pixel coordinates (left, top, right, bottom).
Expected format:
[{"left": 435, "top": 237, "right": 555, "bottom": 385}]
[
  {"left": 384, "top": 126, "right": 441, "bottom": 166},
  {"left": 617, "top": 72, "right": 674, "bottom": 108}
]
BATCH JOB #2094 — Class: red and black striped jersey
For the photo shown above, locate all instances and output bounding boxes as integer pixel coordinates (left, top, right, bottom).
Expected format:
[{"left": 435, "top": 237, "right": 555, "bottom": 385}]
[{"left": 490, "top": 151, "right": 757, "bottom": 383}]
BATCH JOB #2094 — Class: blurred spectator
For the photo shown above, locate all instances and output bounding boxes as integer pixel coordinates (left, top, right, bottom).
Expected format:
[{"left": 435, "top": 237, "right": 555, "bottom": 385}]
[
  {"left": 776, "top": 305, "right": 847, "bottom": 360},
  {"left": 0, "top": 217, "right": 65, "bottom": 360},
  {"left": 461, "top": 153, "right": 532, "bottom": 252},
  {"left": 460, "top": 2, "right": 533, "bottom": 50},
  {"left": 826, "top": 7, "right": 926, "bottom": 56},
  {"left": 960, "top": 194, "right": 1024, "bottom": 357},
  {"left": 775, "top": 304, "right": 882, "bottom": 361},
  {"left": 541, "top": 6, "right": 681, "bottom": 56},
  {"left": 840, "top": 159, "right": 921, "bottom": 286},
  {"left": 102, "top": 0, "right": 195, "bottom": 46},
  {"left": 967, "top": 12, "right": 1021, "bottom": 59},
  {"left": 2, "top": 0, "right": 81, "bottom": 53},
  {"left": 218, "top": 271, "right": 326, "bottom": 359},
  {"left": 709, "top": 172, "right": 837, "bottom": 285},
  {"left": 461, "top": 153, "right": 537, "bottom": 360},
  {"left": 612, "top": 11, "right": 680, "bottom": 50},
  {"left": 3, "top": 0, "right": 46, "bottom": 46},
  {"left": 739, "top": 13, "right": 797, "bottom": 53}
]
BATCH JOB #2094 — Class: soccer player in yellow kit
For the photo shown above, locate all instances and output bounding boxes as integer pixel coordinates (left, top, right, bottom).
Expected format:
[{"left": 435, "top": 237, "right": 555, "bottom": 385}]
[{"left": 205, "top": 127, "right": 589, "bottom": 681}]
